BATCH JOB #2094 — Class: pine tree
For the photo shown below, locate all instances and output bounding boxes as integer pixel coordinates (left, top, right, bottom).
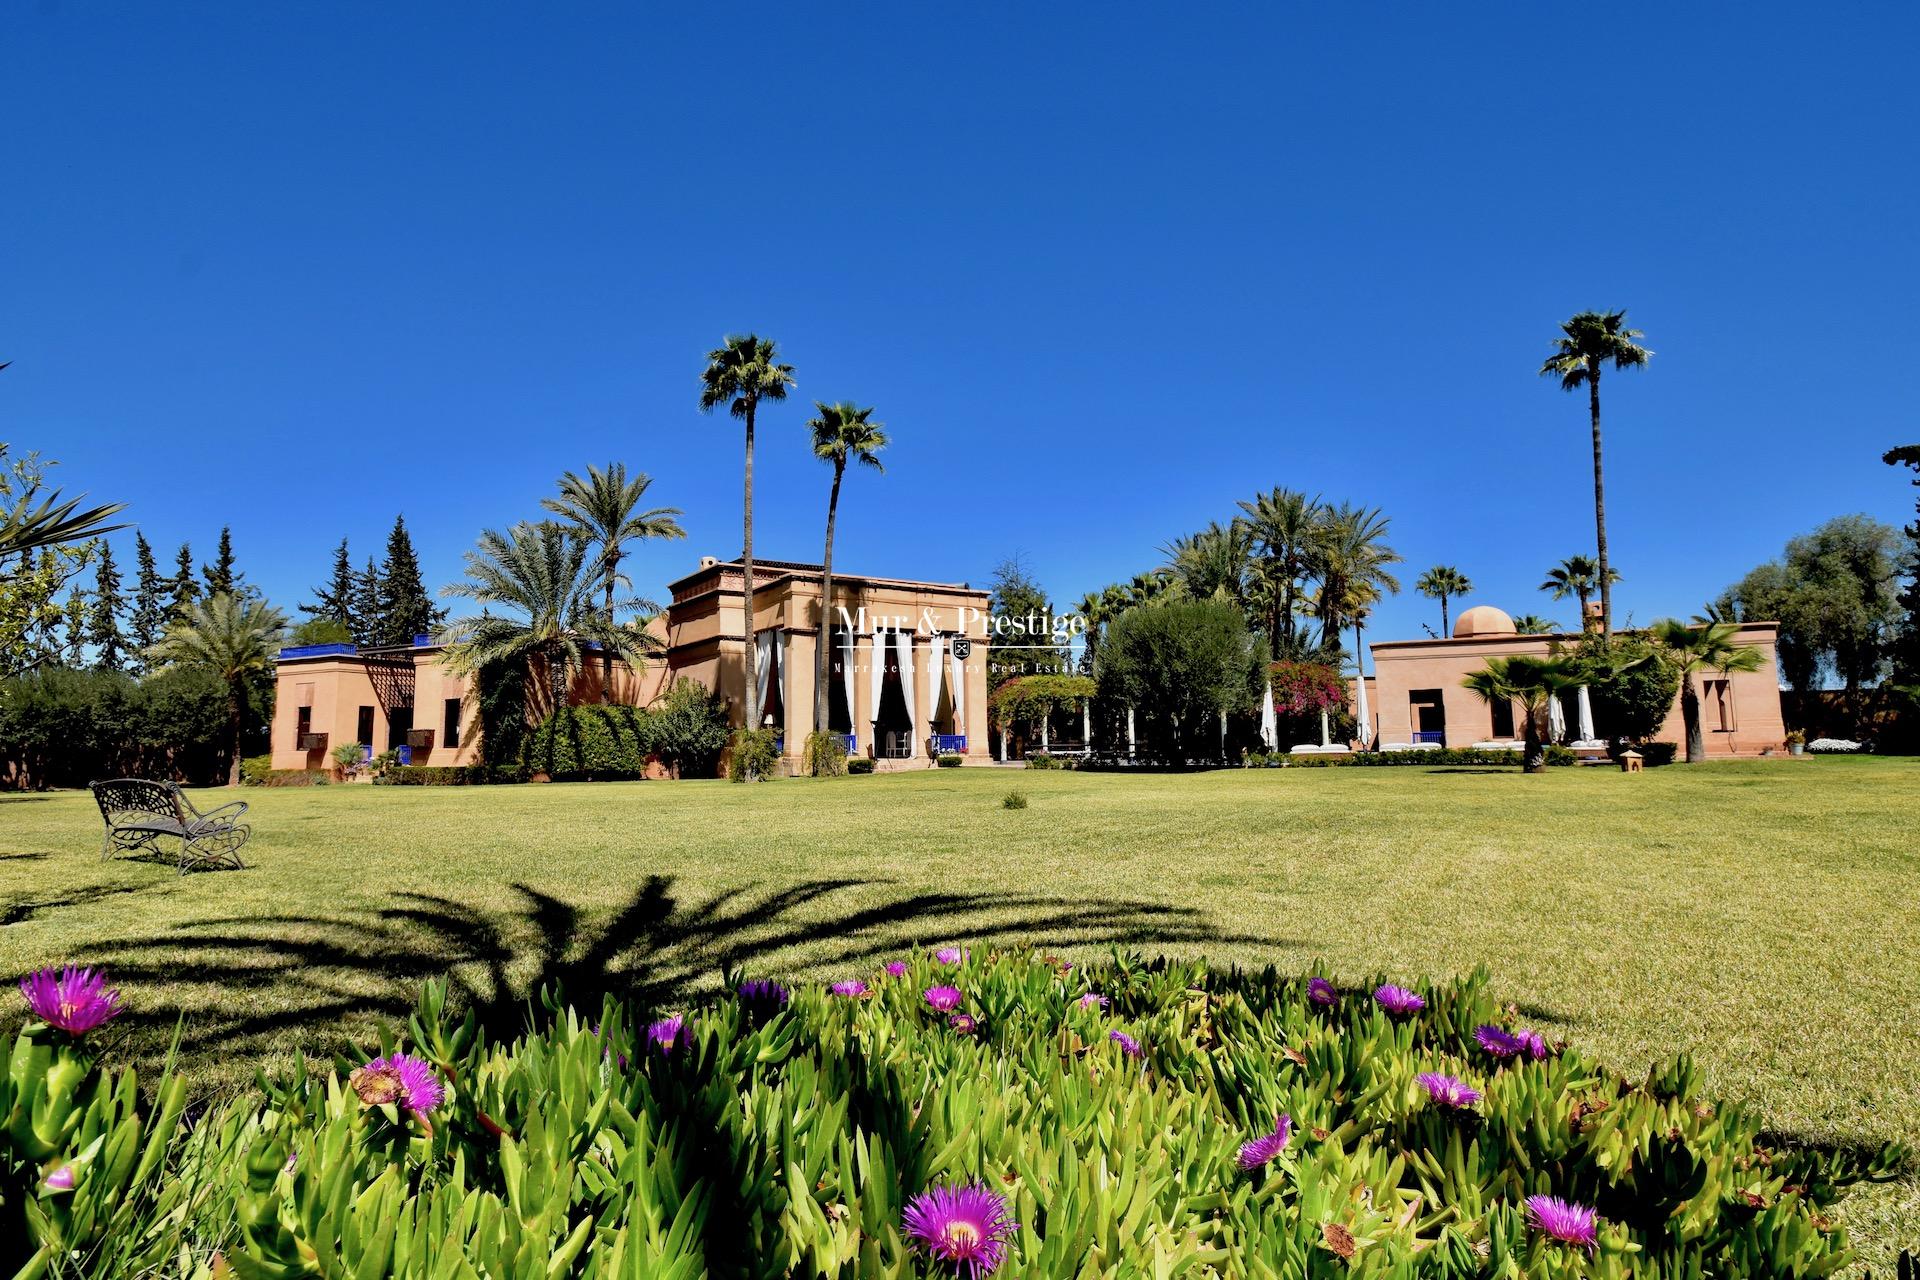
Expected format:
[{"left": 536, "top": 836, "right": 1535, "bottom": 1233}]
[
  {"left": 88, "top": 541, "right": 128, "bottom": 671},
  {"left": 130, "top": 533, "right": 168, "bottom": 673},
  {"left": 352, "top": 556, "right": 383, "bottom": 647},
  {"left": 301, "top": 538, "right": 358, "bottom": 633},
  {"left": 61, "top": 587, "right": 89, "bottom": 667},
  {"left": 375, "top": 515, "right": 440, "bottom": 646},
  {"left": 201, "top": 525, "right": 239, "bottom": 597},
  {"left": 169, "top": 542, "right": 199, "bottom": 616}
]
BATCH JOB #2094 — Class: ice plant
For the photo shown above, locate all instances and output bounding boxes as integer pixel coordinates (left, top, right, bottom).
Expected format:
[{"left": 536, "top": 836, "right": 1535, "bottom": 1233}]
[
  {"left": 350, "top": 1053, "right": 445, "bottom": 1116},
  {"left": 1110, "top": 1030, "right": 1144, "bottom": 1059},
  {"left": 42, "top": 1164, "right": 75, "bottom": 1192},
  {"left": 1475, "top": 1024, "right": 1550, "bottom": 1060},
  {"left": 1415, "top": 1071, "right": 1482, "bottom": 1109},
  {"left": 19, "top": 966, "right": 123, "bottom": 1037},
  {"left": 885, "top": 961, "right": 910, "bottom": 978},
  {"left": 925, "top": 985, "right": 964, "bottom": 1012},
  {"left": 903, "top": 1183, "right": 1017, "bottom": 1276},
  {"left": 647, "top": 1015, "right": 684, "bottom": 1053},
  {"left": 1075, "top": 993, "right": 1109, "bottom": 1011},
  {"left": 1306, "top": 977, "right": 1337, "bottom": 1007},
  {"left": 1373, "top": 984, "right": 1425, "bottom": 1017},
  {"left": 935, "top": 947, "right": 965, "bottom": 965},
  {"left": 831, "top": 979, "right": 870, "bottom": 997},
  {"left": 1525, "top": 1195, "right": 1599, "bottom": 1249},
  {"left": 737, "top": 979, "right": 790, "bottom": 1015},
  {"left": 949, "top": 1012, "right": 979, "bottom": 1034},
  {"left": 1237, "top": 1113, "right": 1293, "bottom": 1171}
]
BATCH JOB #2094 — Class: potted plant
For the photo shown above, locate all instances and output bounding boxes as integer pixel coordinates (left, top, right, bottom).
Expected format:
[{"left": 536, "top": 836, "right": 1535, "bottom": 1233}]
[{"left": 1785, "top": 729, "right": 1806, "bottom": 757}]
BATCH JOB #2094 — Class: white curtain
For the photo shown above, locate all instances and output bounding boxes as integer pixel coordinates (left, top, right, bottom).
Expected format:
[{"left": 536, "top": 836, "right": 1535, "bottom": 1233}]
[
  {"left": 840, "top": 629, "right": 856, "bottom": 740},
  {"left": 1260, "top": 679, "right": 1278, "bottom": 749},
  {"left": 949, "top": 643, "right": 967, "bottom": 743},
  {"left": 754, "top": 630, "right": 776, "bottom": 724},
  {"left": 1354, "top": 676, "right": 1371, "bottom": 749},
  {"left": 867, "top": 629, "right": 885, "bottom": 738},
  {"left": 896, "top": 629, "right": 917, "bottom": 757},
  {"left": 1576, "top": 685, "right": 1596, "bottom": 742},
  {"left": 1548, "top": 692, "right": 1566, "bottom": 742},
  {"left": 927, "top": 634, "right": 946, "bottom": 738}
]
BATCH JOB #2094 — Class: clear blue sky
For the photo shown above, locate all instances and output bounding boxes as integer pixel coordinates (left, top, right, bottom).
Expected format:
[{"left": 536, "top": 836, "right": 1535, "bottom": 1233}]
[{"left": 6, "top": 4, "right": 1915, "bottom": 648}]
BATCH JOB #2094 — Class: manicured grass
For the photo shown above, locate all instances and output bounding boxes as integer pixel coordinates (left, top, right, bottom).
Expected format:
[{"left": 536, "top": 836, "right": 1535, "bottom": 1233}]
[{"left": 2, "top": 759, "right": 1917, "bottom": 1262}]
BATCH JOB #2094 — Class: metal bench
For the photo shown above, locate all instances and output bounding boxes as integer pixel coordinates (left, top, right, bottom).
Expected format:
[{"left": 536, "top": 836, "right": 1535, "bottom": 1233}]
[{"left": 89, "top": 779, "right": 251, "bottom": 873}]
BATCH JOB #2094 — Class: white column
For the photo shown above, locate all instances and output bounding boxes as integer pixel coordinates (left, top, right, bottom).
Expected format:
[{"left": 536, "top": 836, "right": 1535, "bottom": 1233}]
[
  {"left": 1040, "top": 712, "right": 1049, "bottom": 751},
  {"left": 1082, "top": 699, "right": 1091, "bottom": 747},
  {"left": 897, "top": 629, "right": 917, "bottom": 758},
  {"left": 1126, "top": 706, "right": 1136, "bottom": 757},
  {"left": 1218, "top": 709, "right": 1227, "bottom": 757},
  {"left": 1320, "top": 709, "right": 1331, "bottom": 747}
]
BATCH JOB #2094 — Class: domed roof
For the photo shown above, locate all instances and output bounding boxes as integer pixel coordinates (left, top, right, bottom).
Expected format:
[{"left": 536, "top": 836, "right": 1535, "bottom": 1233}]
[{"left": 1453, "top": 604, "right": 1516, "bottom": 638}]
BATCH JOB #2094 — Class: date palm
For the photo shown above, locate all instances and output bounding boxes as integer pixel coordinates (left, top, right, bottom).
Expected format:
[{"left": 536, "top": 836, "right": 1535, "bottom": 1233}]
[
  {"left": 1238, "top": 487, "right": 1323, "bottom": 653},
  {"left": 1511, "top": 614, "right": 1560, "bottom": 635},
  {"left": 542, "top": 462, "right": 684, "bottom": 703},
  {"left": 441, "top": 521, "right": 662, "bottom": 720},
  {"left": 148, "top": 593, "right": 287, "bottom": 785},
  {"left": 1311, "top": 503, "right": 1401, "bottom": 651},
  {"left": 1161, "top": 520, "right": 1253, "bottom": 612},
  {"left": 699, "top": 334, "right": 795, "bottom": 736},
  {"left": 1462, "top": 654, "right": 1582, "bottom": 773},
  {"left": 1651, "top": 618, "right": 1765, "bottom": 763},
  {"left": 806, "top": 402, "right": 888, "bottom": 734},
  {"left": 1540, "top": 554, "right": 1618, "bottom": 630},
  {"left": 1540, "top": 310, "right": 1651, "bottom": 642},
  {"left": 1415, "top": 565, "right": 1472, "bottom": 635}
]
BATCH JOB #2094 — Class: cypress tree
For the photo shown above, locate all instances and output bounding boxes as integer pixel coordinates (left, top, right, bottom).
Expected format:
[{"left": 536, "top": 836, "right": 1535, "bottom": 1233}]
[
  {"left": 130, "top": 533, "right": 168, "bottom": 672},
  {"left": 353, "top": 556, "right": 383, "bottom": 647},
  {"left": 375, "top": 515, "right": 439, "bottom": 646},
  {"left": 301, "top": 537, "right": 359, "bottom": 633},
  {"left": 169, "top": 542, "right": 198, "bottom": 616},
  {"left": 1885, "top": 445, "right": 1920, "bottom": 684},
  {"left": 201, "top": 525, "right": 240, "bottom": 597},
  {"left": 88, "top": 541, "right": 128, "bottom": 671},
  {"left": 61, "top": 587, "right": 88, "bottom": 667}
]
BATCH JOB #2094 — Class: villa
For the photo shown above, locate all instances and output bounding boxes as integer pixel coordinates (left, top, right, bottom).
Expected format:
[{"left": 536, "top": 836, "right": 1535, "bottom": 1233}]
[{"left": 269, "top": 556, "right": 994, "bottom": 775}]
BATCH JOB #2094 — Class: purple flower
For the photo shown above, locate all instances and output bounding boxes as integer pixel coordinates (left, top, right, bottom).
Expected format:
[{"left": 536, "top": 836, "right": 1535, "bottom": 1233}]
[
  {"left": 1109, "top": 1030, "right": 1144, "bottom": 1059},
  {"left": 1525, "top": 1195, "right": 1599, "bottom": 1249},
  {"left": 831, "top": 979, "right": 870, "bottom": 998},
  {"left": 935, "top": 947, "right": 966, "bottom": 966},
  {"left": 737, "top": 979, "right": 790, "bottom": 1020},
  {"left": 1075, "top": 993, "right": 1109, "bottom": 1011},
  {"left": 1237, "top": 1113, "right": 1293, "bottom": 1171},
  {"left": 903, "top": 1183, "right": 1018, "bottom": 1275},
  {"left": 925, "top": 985, "right": 964, "bottom": 1012},
  {"left": 19, "top": 967, "right": 123, "bottom": 1037},
  {"left": 949, "top": 1012, "right": 980, "bottom": 1035},
  {"left": 885, "top": 961, "right": 910, "bottom": 978},
  {"left": 1476, "top": 1024, "right": 1550, "bottom": 1060},
  {"left": 1415, "top": 1071, "right": 1482, "bottom": 1109},
  {"left": 591, "top": 1023, "right": 629, "bottom": 1070},
  {"left": 42, "top": 1164, "right": 75, "bottom": 1191},
  {"left": 1306, "top": 978, "right": 1337, "bottom": 1007},
  {"left": 647, "top": 1015, "right": 684, "bottom": 1054},
  {"left": 1373, "top": 984, "right": 1425, "bottom": 1017},
  {"left": 350, "top": 1053, "right": 445, "bottom": 1115},
  {"left": 1515, "top": 1029, "right": 1550, "bottom": 1060}
]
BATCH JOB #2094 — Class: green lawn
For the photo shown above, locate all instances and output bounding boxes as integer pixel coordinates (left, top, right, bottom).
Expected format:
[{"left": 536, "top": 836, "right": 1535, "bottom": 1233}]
[{"left": 3, "top": 760, "right": 1917, "bottom": 1262}]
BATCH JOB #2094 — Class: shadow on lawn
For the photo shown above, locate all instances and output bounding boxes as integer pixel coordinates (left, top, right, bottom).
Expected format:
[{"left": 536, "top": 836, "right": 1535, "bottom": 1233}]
[{"left": 76, "top": 875, "right": 1263, "bottom": 1074}]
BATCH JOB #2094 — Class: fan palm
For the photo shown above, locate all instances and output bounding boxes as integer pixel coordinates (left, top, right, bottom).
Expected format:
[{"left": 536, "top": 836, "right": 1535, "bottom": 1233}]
[
  {"left": 441, "top": 522, "right": 663, "bottom": 721},
  {"left": 806, "top": 401, "right": 888, "bottom": 734},
  {"left": 541, "top": 463, "right": 684, "bottom": 703},
  {"left": 1238, "top": 487, "right": 1323, "bottom": 652},
  {"left": 1540, "top": 310, "right": 1651, "bottom": 642},
  {"left": 148, "top": 593, "right": 287, "bottom": 785},
  {"left": 1461, "top": 654, "right": 1582, "bottom": 773},
  {"left": 1651, "top": 618, "right": 1765, "bottom": 763},
  {"left": 1539, "top": 554, "right": 1619, "bottom": 630},
  {"left": 699, "top": 334, "right": 795, "bottom": 734},
  {"left": 1415, "top": 565, "right": 1472, "bottom": 634}
]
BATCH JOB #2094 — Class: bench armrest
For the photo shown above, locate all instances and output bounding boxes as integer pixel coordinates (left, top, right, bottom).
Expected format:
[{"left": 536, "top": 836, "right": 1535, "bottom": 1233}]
[{"left": 192, "top": 799, "right": 250, "bottom": 825}]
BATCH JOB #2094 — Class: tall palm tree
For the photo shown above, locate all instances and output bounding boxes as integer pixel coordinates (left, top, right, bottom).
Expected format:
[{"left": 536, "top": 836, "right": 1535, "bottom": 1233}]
[
  {"left": 148, "top": 593, "right": 287, "bottom": 785},
  {"left": 1511, "top": 614, "right": 1560, "bottom": 635},
  {"left": 1539, "top": 554, "right": 1619, "bottom": 630},
  {"left": 1160, "top": 520, "right": 1253, "bottom": 611},
  {"left": 1651, "top": 618, "right": 1765, "bottom": 763},
  {"left": 806, "top": 401, "right": 888, "bottom": 734},
  {"left": 1310, "top": 503, "right": 1401, "bottom": 650},
  {"left": 1415, "top": 565, "right": 1472, "bottom": 635},
  {"left": 441, "top": 522, "right": 662, "bottom": 718},
  {"left": 1238, "top": 487, "right": 1323, "bottom": 653},
  {"left": 698, "top": 334, "right": 795, "bottom": 735},
  {"left": 1540, "top": 310, "right": 1651, "bottom": 642},
  {"left": 1462, "top": 654, "right": 1582, "bottom": 773},
  {"left": 542, "top": 463, "right": 684, "bottom": 703}
]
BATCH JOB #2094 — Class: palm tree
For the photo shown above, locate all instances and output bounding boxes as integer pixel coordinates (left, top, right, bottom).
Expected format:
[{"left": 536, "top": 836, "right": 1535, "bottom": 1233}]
[
  {"left": 1462, "top": 654, "right": 1582, "bottom": 773},
  {"left": 441, "top": 522, "right": 663, "bottom": 718},
  {"left": 806, "top": 401, "right": 888, "bottom": 734},
  {"left": 1415, "top": 565, "right": 1472, "bottom": 635},
  {"left": 1161, "top": 520, "right": 1253, "bottom": 611},
  {"left": 148, "top": 593, "right": 287, "bottom": 785},
  {"left": 1511, "top": 614, "right": 1560, "bottom": 635},
  {"left": 1310, "top": 503, "right": 1401, "bottom": 651},
  {"left": 542, "top": 463, "right": 684, "bottom": 703},
  {"left": 1540, "top": 310, "right": 1651, "bottom": 643},
  {"left": 698, "top": 334, "right": 795, "bottom": 735},
  {"left": 1539, "top": 554, "right": 1618, "bottom": 630},
  {"left": 1238, "top": 487, "right": 1323, "bottom": 653},
  {"left": 1651, "top": 618, "right": 1765, "bottom": 763}
]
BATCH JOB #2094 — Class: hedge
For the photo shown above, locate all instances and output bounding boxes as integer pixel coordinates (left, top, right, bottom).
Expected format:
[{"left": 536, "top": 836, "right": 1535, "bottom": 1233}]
[{"left": 519, "top": 705, "right": 652, "bottom": 780}]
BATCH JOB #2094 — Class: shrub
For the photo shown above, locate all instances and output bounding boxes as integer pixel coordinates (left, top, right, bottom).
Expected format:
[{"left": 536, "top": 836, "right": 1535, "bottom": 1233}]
[
  {"left": 239, "top": 753, "right": 274, "bottom": 786},
  {"left": 846, "top": 757, "right": 875, "bottom": 775},
  {"left": 1025, "top": 751, "right": 1060, "bottom": 770},
  {"left": 520, "top": 704, "right": 651, "bottom": 780},
  {"left": 1002, "top": 789, "right": 1028, "bottom": 809},
  {"left": 331, "top": 741, "right": 366, "bottom": 776},
  {"left": 0, "top": 666, "right": 237, "bottom": 789},
  {"left": 1637, "top": 741, "right": 1679, "bottom": 766},
  {"left": 648, "top": 677, "right": 730, "bottom": 778},
  {"left": 1574, "top": 632, "right": 1681, "bottom": 743},
  {"left": 256, "top": 768, "right": 325, "bottom": 787},
  {"left": 376, "top": 765, "right": 512, "bottom": 785},
  {"left": 726, "top": 728, "right": 780, "bottom": 782},
  {"left": 802, "top": 730, "right": 849, "bottom": 777},
  {"left": 936, "top": 753, "right": 963, "bottom": 768},
  {"left": 1274, "top": 747, "right": 1580, "bottom": 769}
]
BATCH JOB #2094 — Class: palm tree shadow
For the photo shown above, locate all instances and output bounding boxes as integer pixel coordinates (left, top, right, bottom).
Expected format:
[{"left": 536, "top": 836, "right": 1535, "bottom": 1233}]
[{"left": 72, "top": 876, "right": 1268, "bottom": 1081}]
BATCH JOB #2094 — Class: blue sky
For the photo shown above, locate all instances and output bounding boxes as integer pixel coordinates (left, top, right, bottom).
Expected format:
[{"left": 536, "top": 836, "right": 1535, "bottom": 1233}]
[{"left": 6, "top": 4, "right": 1915, "bottom": 649}]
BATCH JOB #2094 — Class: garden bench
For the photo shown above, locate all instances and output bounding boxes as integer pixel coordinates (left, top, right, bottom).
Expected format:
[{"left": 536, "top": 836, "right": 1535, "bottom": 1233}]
[{"left": 89, "top": 779, "right": 251, "bottom": 873}]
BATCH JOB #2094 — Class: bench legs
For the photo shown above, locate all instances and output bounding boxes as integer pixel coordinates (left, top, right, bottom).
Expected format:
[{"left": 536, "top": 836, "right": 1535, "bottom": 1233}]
[{"left": 179, "top": 826, "right": 250, "bottom": 874}]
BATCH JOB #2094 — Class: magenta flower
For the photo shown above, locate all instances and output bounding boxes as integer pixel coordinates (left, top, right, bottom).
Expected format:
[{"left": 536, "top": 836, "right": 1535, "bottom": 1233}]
[
  {"left": 737, "top": 979, "right": 790, "bottom": 1020},
  {"left": 1075, "top": 993, "right": 1109, "bottom": 1011},
  {"left": 19, "top": 967, "right": 123, "bottom": 1036},
  {"left": 1515, "top": 1029, "right": 1550, "bottom": 1059},
  {"left": 1525, "top": 1195, "right": 1599, "bottom": 1249},
  {"left": 903, "top": 1183, "right": 1018, "bottom": 1275},
  {"left": 1415, "top": 1071, "right": 1482, "bottom": 1109},
  {"left": 885, "top": 961, "right": 910, "bottom": 978},
  {"left": 831, "top": 979, "right": 870, "bottom": 998},
  {"left": 1109, "top": 1030, "right": 1144, "bottom": 1059},
  {"left": 1373, "top": 984, "right": 1425, "bottom": 1017},
  {"left": 42, "top": 1164, "right": 75, "bottom": 1191},
  {"left": 350, "top": 1053, "right": 445, "bottom": 1115},
  {"left": 1306, "top": 978, "right": 1337, "bottom": 1007},
  {"left": 1237, "top": 1113, "right": 1293, "bottom": 1171},
  {"left": 1476, "top": 1024, "right": 1549, "bottom": 1060},
  {"left": 949, "top": 1012, "right": 980, "bottom": 1035},
  {"left": 935, "top": 947, "right": 966, "bottom": 965},
  {"left": 925, "top": 985, "right": 964, "bottom": 1012},
  {"left": 647, "top": 1015, "right": 684, "bottom": 1053}
]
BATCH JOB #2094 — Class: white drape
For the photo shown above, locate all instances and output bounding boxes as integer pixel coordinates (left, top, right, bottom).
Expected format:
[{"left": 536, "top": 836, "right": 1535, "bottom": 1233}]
[
  {"left": 840, "top": 629, "right": 856, "bottom": 739},
  {"left": 1082, "top": 699, "right": 1091, "bottom": 747},
  {"left": 949, "top": 643, "right": 966, "bottom": 742},
  {"left": 1576, "top": 685, "right": 1596, "bottom": 742},
  {"left": 927, "top": 634, "right": 946, "bottom": 737},
  {"left": 867, "top": 629, "right": 884, "bottom": 738},
  {"left": 1548, "top": 692, "right": 1566, "bottom": 742},
  {"left": 1354, "top": 676, "right": 1371, "bottom": 750},
  {"left": 1126, "top": 706, "right": 1136, "bottom": 756},
  {"left": 896, "top": 629, "right": 917, "bottom": 757},
  {"left": 1260, "top": 679, "right": 1278, "bottom": 749},
  {"left": 754, "top": 630, "right": 775, "bottom": 723}
]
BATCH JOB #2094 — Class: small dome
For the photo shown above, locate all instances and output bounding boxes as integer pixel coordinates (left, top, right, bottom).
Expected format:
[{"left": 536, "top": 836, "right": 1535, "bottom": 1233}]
[{"left": 1453, "top": 605, "right": 1516, "bottom": 638}]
